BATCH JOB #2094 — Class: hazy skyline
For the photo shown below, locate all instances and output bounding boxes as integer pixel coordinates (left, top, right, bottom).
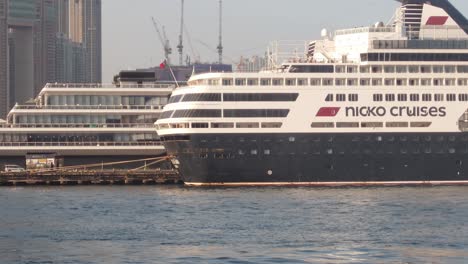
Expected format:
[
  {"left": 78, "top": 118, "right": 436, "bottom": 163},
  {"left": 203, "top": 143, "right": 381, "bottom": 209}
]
[{"left": 102, "top": 0, "right": 468, "bottom": 82}]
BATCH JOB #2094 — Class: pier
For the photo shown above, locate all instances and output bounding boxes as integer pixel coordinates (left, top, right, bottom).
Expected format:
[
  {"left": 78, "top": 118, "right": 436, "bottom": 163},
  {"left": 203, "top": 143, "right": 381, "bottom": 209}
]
[{"left": 0, "top": 170, "right": 181, "bottom": 186}]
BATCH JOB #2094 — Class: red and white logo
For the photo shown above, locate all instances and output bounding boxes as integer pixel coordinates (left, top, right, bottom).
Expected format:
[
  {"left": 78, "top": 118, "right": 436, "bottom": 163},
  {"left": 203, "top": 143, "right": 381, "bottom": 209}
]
[
  {"left": 316, "top": 107, "right": 340, "bottom": 117},
  {"left": 426, "top": 16, "right": 449, "bottom": 26}
]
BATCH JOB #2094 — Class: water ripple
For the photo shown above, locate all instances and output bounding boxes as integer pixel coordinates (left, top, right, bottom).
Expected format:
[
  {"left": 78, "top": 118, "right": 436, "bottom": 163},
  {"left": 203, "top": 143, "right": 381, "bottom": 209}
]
[{"left": 0, "top": 186, "right": 468, "bottom": 263}]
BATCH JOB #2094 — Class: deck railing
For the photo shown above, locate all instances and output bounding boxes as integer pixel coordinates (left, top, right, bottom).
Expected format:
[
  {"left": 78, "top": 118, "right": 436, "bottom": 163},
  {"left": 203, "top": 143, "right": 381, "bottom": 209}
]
[
  {"left": 44, "top": 83, "right": 175, "bottom": 89},
  {"left": 0, "top": 141, "right": 164, "bottom": 147},
  {"left": 13, "top": 105, "right": 164, "bottom": 110},
  {"left": 8, "top": 123, "right": 156, "bottom": 129}
]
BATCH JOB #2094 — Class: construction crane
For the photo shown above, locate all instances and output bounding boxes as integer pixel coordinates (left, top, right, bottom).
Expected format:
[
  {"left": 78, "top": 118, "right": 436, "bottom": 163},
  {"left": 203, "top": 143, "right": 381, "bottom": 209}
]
[
  {"left": 216, "top": 0, "right": 223, "bottom": 64},
  {"left": 151, "top": 17, "right": 172, "bottom": 65},
  {"left": 177, "top": 0, "right": 184, "bottom": 66}
]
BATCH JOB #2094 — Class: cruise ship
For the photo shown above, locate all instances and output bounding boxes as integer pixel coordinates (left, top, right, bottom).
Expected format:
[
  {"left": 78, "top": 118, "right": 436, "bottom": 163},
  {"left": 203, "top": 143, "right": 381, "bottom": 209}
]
[
  {"left": 0, "top": 71, "right": 174, "bottom": 169},
  {"left": 156, "top": 0, "right": 468, "bottom": 186}
]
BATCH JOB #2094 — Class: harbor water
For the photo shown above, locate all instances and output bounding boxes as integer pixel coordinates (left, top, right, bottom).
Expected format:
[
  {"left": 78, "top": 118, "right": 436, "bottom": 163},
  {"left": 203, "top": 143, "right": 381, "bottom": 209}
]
[{"left": 1, "top": 186, "right": 468, "bottom": 263}]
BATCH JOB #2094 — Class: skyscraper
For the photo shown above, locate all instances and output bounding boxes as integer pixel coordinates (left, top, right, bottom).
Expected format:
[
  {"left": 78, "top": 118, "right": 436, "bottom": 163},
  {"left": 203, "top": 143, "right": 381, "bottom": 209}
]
[
  {"left": 84, "top": 0, "right": 101, "bottom": 83},
  {"left": 0, "top": 0, "right": 102, "bottom": 118}
]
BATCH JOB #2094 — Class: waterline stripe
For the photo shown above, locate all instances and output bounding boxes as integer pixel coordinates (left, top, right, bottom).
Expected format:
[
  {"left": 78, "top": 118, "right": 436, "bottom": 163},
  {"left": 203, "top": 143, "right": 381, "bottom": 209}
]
[{"left": 185, "top": 181, "right": 468, "bottom": 187}]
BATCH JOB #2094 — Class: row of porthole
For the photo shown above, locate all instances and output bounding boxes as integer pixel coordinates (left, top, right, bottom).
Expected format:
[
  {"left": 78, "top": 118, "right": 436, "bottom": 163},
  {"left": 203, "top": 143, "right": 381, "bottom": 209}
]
[{"left": 197, "top": 147, "right": 463, "bottom": 159}]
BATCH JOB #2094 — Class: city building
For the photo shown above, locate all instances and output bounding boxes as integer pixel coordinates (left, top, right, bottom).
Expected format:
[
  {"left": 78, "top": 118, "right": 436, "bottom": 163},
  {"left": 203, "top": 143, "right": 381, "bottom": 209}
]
[
  {"left": 0, "top": 71, "right": 173, "bottom": 168},
  {"left": 0, "top": 0, "right": 102, "bottom": 119}
]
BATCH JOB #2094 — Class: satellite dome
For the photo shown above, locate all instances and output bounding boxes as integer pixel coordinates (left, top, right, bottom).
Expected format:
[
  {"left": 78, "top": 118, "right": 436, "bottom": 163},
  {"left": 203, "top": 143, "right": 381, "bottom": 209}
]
[
  {"left": 321, "top": 28, "right": 328, "bottom": 39},
  {"left": 374, "top": 21, "right": 385, "bottom": 28}
]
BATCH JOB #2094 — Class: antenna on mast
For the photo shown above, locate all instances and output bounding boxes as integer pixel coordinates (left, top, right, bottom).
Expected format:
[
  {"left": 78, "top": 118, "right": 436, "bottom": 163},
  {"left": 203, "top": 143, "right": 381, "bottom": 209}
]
[
  {"left": 177, "top": 0, "right": 185, "bottom": 65},
  {"left": 217, "top": 0, "right": 223, "bottom": 64}
]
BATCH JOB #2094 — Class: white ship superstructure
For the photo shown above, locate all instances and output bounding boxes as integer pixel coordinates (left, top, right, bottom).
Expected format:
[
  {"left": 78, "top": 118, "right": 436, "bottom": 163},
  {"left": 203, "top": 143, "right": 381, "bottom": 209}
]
[
  {"left": 0, "top": 76, "right": 174, "bottom": 168},
  {"left": 156, "top": 0, "right": 468, "bottom": 186}
]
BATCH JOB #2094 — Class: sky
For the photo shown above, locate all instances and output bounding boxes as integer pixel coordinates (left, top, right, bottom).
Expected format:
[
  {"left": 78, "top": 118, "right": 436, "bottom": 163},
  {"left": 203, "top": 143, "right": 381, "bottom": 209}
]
[{"left": 102, "top": 0, "right": 468, "bottom": 83}]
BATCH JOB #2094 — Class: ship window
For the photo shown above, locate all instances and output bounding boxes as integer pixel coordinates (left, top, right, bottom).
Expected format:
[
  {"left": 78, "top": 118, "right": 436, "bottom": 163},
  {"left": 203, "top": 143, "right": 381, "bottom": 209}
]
[
  {"left": 336, "top": 79, "right": 346, "bottom": 86},
  {"left": 264, "top": 149, "right": 271, "bottom": 155},
  {"left": 200, "top": 153, "right": 208, "bottom": 159},
  {"left": 170, "top": 123, "right": 189, "bottom": 129},
  {"left": 209, "top": 79, "right": 219, "bottom": 85},
  {"left": 323, "top": 79, "right": 333, "bottom": 86},
  {"left": 385, "top": 94, "right": 395, "bottom": 102},
  {"left": 371, "top": 66, "right": 382, "bottom": 73},
  {"left": 420, "top": 65, "right": 431, "bottom": 73},
  {"left": 247, "top": 78, "right": 259, "bottom": 86},
  {"left": 411, "top": 122, "right": 432, "bottom": 127},
  {"left": 398, "top": 94, "right": 407, "bottom": 102},
  {"left": 434, "top": 79, "right": 443, "bottom": 86},
  {"left": 325, "top": 94, "right": 334, "bottom": 102},
  {"left": 289, "top": 65, "right": 334, "bottom": 73},
  {"left": 396, "top": 66, "right": 407, "bottom": 73},
  {"left": 160, "top": 111, "right": 174, "bottom": 119},
  {"left": 447, "top": 94, "right": 457, "bottom": 101},
  {"left": 384, "top": 65, "right": 395, "bottom": 73},
  {"left": 433, "top": 66, "right": 444, "bottom": 73},
  {"left": 386, "top": 122, "right": 409, "bottom": 128},
  {"left": 238, "top": 150, "right": 245, "bottom": 155},
  {"left": 224, "top": 109, "right": 290, "bottom": 118},
  {"left": 235, "top": 78, "right": 246, "bottom": 86},
  {"left": 223, "top": 93, "right": 299, "bottom": 102},
  {"left": 409, "top": 79, "right": 419, "bottom": 86},
  {"left": 173, "top": 109, "right": 222, "bottom": 118},
  {"left": 261, "top": 122, "right": 283, "bottom": 128},
  {"left": 458, "top": 66, "right": 468, "bottom": 73},
  {"left": 236, "top": 122, "right": 259, "bottom": 128},
  {"left": 286, "top": 78, "right": 296, "bottom": 86},
  {"left": 337, "top": 122, "right": 359, "bottom": 128},
  {"left": 297, "top": 78, "right": 308, "bottom": 86},
  {"left": 158, "top": 123, "right": 170, "bottom": 129},
  {"left": 408, "top": 66, "right": 419, "bottom": 73},
  {"left": 411, "top": 94, "right": 420, "bottom": 101},
  {"left": 335, "top": 66, "right": 345, "bottom": 73},
  {"left": 384, "top": 79, "right": 394, "bottom": 86},
  {"left": 348, "top": 94, "right": 358, "bottom": 102},
  {"left": 311, "top": 122, "right": 335, "bottom": 128},
  {"left": 212, "top": 122, "right": 234, "bottom": 128},
  {"left": 396, "top": 79, "right": 407, "bottom": 86},
  {"left": 182, "top": 93, "right": 221, "bottom": 102},
  {"left": 422, "top": 94, "right": 431, "bottom": 101},
  {"left": 421, "top": 79, "right": 431, "bottom": 86},
  {"left": 373, "top": 94, "right": 383, "bottom": 102},
  {"left": 361, "top": 122, "right": 383, "bottom": 128},
  {"left": 336, "top": 94, "right": 346, "bottom": 102},
  {"left": 445, "top": 79, "right": 456, "bottom": 86},
  {"left": 168, "top": 95, "right": 183, "bottom": 104},
  {"left": 459, "top": 94, "right": 468, "bottom": 102},
  {"left": 272, "top": 78, "right": 284, "bottom": 86},
  {"left": 360, "top": 79, "right": 370, "bottom": 86},
  {"left": 445, "top": 66, "right": 456, "bottom": 73},
  {"left": 260, "top": 78, "right": 272, "bottom": 86},
  {"left": 310, "top": 78, "right": 321, "bottom": 86},
  {"left": 222, "top": 78, "right": 233, "bottom": 86},
  {"left": 192, "top": 123, "right": 209, "bottom": 128},
  {"left": 458, "top": 79, "right": 468, "bottom": 86},
  {"left": 251, "top": 149, "right": 258, "bottom": 155},
  {"left": 360, "top": 65, "right": 370, "bottom": 73},
  {"left": 372, "top": 79, "right": 382, "bottom": 86},
  {"left": 343, "top": 78, "right": 355, "bottom": 86},
  {"left": 435, "top": 94, "right": 444, "bottom": 101},
  {"left": 347, "top": 66, "right": 358, "bottom": 73}
]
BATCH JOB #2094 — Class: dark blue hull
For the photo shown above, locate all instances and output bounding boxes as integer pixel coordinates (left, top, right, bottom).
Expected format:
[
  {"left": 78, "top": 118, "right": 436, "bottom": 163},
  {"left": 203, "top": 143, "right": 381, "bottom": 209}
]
[{"left": 162, "top": 133, "right": 468, "bottom": 185}]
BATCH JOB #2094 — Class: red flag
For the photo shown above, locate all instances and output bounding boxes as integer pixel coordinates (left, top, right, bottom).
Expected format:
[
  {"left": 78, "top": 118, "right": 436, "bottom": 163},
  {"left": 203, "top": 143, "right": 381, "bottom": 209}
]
[{"left": 159, "top": 60, "right": 166, "bottom": 69}]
